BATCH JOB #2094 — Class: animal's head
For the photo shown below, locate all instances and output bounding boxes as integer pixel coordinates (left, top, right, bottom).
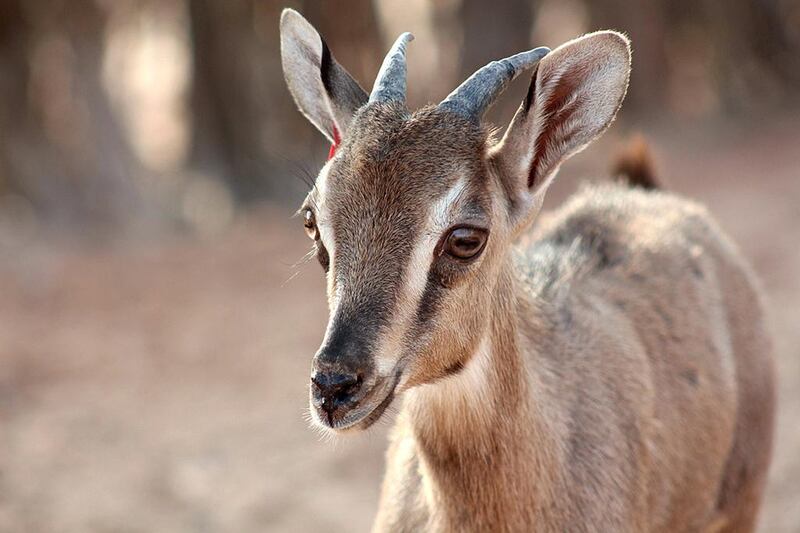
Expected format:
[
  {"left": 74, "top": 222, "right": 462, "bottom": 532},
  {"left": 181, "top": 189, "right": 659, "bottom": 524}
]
[{"left": 280, "top": 8, "right": 631, "bottom": 431}]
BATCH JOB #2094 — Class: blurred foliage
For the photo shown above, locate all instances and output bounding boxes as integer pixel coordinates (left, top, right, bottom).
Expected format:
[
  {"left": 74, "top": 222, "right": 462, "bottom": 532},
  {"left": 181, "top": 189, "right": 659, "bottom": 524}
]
[{"left": 0, "top": 0, "right": 799, "bottom": 237}]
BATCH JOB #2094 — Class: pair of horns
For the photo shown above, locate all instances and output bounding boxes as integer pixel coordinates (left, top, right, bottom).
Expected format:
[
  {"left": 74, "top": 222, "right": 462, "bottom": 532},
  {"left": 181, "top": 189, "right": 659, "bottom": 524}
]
[{"left": 370, "top": 33, "right": 550, "bottom": 120}]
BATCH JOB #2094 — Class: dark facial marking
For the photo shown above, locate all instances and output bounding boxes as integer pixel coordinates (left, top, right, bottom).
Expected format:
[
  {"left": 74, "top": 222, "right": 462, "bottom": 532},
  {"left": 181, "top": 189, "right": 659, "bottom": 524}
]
[
  {"left": 316, "top": 241, "right": 330, "bottom": 272},
  {"left": 317, "top": 300, "right": 382, "bottom": 376},
  {"left": 416, "top": 274, "right": 445, "bottom": 325}
]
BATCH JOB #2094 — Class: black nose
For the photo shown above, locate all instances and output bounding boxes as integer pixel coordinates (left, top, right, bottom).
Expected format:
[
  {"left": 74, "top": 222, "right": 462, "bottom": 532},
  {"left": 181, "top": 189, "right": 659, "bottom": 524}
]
[{"left": 311, "top": 371, "right": 363, "bottom": 413}]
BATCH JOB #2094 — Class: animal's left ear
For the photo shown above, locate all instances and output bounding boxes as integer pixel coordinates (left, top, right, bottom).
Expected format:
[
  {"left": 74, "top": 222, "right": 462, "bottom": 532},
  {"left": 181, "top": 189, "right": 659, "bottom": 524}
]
[
  {"left": 280, "top": 8, "right": 368, "bottom": 143},
  {"left": 492, "top": 31, "right": 631, "bottom": 230}
]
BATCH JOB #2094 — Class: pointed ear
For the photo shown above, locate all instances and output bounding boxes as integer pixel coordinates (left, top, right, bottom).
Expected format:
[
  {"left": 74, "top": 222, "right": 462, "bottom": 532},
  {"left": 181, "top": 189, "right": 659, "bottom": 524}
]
[
  {"left": 280, "top": 9, "right": 368, "bottom": 143},
  {"left": 492, "top": 31, "right": 631, "bottom": 228}
]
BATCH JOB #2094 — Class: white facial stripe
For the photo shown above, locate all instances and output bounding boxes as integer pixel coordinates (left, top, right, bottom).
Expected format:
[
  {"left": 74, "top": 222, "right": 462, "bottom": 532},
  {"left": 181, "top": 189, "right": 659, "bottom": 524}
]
[
  {"left": 406, "top": 176, "right": 469, "bottom": 304},
  {"left": 314, "top": 161, "right": 333, "bottom": 244},
  {"left": 313, "top": 162, "right": 338, "bottom": 303},
  {"left": 375, "top": 176, "right": 469, "bottom": 375}
]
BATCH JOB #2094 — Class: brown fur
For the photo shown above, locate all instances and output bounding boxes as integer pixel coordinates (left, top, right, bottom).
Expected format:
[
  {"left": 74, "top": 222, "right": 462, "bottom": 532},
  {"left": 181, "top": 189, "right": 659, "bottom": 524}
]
[
  {"left": 373, "top": 185, "right": 775, "bottom": 532},
  {"left": 280, "top": 13, "right": 776, "bottom": 532}
]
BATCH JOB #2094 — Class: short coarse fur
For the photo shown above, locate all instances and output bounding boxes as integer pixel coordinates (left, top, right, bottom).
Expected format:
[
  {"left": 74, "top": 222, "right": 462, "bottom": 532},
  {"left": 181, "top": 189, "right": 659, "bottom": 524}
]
[
  {"left": 375, "top": 183, "right": 774, "bottom": 532},
  {"left": 280, "top": 10, "right": 776, "bottom": 532}
]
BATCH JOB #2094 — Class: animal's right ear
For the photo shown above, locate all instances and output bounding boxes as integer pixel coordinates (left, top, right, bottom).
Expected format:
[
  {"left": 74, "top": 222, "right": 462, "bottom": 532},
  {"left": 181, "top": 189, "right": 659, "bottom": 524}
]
[{"left": 280, "top": 9, "right": 368, "bottom": 143}]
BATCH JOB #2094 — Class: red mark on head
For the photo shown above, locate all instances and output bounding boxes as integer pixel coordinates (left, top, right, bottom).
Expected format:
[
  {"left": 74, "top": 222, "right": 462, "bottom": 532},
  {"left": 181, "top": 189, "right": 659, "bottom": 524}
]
[{"left": 327, "top": 126, "right": 341, "bottom": 160}]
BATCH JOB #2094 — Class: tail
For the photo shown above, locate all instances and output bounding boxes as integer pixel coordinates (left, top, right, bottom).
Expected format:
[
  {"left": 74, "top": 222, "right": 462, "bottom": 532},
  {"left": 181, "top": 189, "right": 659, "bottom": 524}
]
[{"left": 611, "top": 135, "right": 660, "bottom": 190}]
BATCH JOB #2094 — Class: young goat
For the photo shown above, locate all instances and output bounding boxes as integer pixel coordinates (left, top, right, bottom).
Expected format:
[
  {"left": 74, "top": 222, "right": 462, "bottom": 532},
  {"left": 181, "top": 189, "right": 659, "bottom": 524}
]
[{"left": 280, "top": 9, "right": 775, "bottom": 532}]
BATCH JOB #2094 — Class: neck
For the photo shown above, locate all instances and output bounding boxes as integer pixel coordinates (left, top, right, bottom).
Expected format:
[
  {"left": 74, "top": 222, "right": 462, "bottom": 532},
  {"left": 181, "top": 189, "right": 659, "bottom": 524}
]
[{"left": 402, "top": 261, "right": 559, "bottom": 529}]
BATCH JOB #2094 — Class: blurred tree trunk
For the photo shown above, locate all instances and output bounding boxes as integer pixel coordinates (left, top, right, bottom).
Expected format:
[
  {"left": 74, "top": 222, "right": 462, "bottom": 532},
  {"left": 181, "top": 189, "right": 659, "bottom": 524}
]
[
  {"left": 188, "top": 0, "right": 273, "bottom": 201},
  {"left": 584, "top": 0, "right": 670, "bottom": 116},
  {"left": 304, "top": 0, "right": 382, "bottom": 89},
  {"left": 0, "top": 0, "right": 144, "bottom": 229},
  {"left": 585, "top": 0, "right": 800, "bottom": 115},
  {"left": 699, "top": 0, "right": 800, "bottom": 111},
  {"left": 188, "top": 0, "right": 383, "bottom": 203},
  {"left": 458, "top": 0, "right": 535, "bottom": 123},
  {"left": 0, "top": 1, "right": 29, "bottom": 197},
  {"left": 458, "top": 0, "right": 534, "bottom": 78}
]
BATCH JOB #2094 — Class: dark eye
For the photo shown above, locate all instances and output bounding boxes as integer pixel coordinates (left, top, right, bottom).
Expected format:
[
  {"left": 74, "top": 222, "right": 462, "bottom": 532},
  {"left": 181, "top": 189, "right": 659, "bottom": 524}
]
[
  {"left": 442, "top": 226, "right": 488, "bottom": 260},
  {"left": 303, "top": 208, "right": 318, "bottom": 240}
]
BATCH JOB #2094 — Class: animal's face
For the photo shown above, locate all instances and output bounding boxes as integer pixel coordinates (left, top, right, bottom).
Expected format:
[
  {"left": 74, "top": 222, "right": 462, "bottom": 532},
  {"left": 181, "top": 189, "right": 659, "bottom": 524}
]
[
  {"left": 301, "top": 104, "right": 509, "bottom": 429},
  {"left": 280, "top": 9, "right": 631, "bottom": 431}
]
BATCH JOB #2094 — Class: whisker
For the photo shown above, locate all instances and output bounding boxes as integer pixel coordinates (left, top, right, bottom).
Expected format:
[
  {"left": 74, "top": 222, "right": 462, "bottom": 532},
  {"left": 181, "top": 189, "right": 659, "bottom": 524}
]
[
  {"left": 281, "top": 246, "right": 317, "bottom": 287},
  {"left": 281, "top": 269, "right": 303, "bottom": 288},
  {"left": 292, "top": 246, "right": 317, "bottom": 269}
]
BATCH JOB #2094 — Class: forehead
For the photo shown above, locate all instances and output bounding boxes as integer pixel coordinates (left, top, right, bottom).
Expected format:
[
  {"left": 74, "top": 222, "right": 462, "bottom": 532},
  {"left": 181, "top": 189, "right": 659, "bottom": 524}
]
[{"left": 321, "top": 104, "right": 489, "bottom": 224}]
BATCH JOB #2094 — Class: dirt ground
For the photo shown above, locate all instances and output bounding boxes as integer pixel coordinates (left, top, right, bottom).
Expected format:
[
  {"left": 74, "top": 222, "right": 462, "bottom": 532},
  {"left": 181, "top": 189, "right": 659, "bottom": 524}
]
[{"left": 1, "top": 117, "right": 798, "bottom": 532}]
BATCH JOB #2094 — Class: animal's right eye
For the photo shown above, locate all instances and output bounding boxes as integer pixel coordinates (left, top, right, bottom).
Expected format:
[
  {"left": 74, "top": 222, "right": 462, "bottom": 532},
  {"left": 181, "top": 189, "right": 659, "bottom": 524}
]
[{"left": 303, "top": 208, "right": 318, "bottom": 240}]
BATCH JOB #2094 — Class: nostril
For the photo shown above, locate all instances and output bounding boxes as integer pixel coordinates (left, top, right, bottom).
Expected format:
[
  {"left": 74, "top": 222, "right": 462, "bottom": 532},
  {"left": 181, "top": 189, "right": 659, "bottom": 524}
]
[
  {"left": 311, "top": 371, "right": 363, "bottom": 410},
  {"left": 343, "top": 373, "right": 363, "bottom": 394},
  {"left": 355, "top": 373, "right": 364, "bottom": 389},
  {"left": 335, "top": 374, "right": 362, "bottom": 401}
]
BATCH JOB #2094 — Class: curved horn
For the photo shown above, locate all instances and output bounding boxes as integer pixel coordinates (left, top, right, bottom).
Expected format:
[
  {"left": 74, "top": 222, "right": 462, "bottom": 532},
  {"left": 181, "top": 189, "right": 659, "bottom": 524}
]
[
  {"left": 369, "top": 32, "right": 414, "bottom": 104},
  {"left": 439, "top": 47, "right": 550, "bottom": 120}
]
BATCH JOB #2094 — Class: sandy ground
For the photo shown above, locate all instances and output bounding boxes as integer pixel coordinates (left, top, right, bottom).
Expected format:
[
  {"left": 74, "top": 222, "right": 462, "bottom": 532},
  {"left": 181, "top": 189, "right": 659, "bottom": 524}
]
[{"left": 0, "top": 118, "right": 798, "bottom": 532}]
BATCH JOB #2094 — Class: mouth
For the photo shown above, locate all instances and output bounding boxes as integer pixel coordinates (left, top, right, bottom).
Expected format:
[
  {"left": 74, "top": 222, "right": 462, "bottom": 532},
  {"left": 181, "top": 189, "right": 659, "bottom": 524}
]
[{"left": 311, "top": 372, "right": 400, "bottom": 432}]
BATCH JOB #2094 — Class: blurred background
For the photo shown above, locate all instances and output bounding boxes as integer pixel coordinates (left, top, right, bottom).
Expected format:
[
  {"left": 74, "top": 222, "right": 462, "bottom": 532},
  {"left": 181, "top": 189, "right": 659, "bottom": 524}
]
[{"left": 0, "top": 0, "right": 798, "bottom": 531}]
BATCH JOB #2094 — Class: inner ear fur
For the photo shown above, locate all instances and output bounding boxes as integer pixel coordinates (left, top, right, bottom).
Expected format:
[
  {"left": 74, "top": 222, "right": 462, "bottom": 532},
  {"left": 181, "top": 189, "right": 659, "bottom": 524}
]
[{"left": 494, "top": 31, "right": 631, "bottom": 215}]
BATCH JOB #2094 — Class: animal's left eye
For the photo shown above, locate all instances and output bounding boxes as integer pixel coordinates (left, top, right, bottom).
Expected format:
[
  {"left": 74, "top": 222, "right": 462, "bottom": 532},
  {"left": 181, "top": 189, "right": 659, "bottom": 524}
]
[
  {"left": 442, "top": 226, "right": 488, "bottom": 260},
  {"left": 303, "top": 208, "right": 318, "bottom": 240}
]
